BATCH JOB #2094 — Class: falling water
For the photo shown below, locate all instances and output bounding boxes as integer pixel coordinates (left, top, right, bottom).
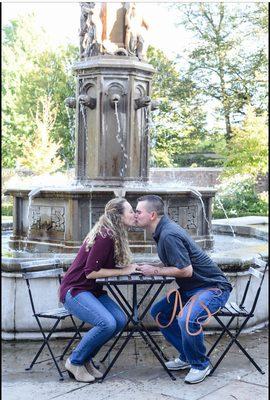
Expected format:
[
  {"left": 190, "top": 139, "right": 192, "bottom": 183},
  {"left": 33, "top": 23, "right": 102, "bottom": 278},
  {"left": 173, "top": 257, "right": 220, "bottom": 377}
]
[
  {"left": 215, "top": 197, "right": 236, "bottom": 237},
  {"left": 65, "top": 105, "right": 75, "bottom": 147},
  {"left": 23, "top": 187, "right": 42, "bottom": 251},
  {"left": 114, "top": 101, "right": 128, "bottom": 177},
  {"left": 188, "top": 187, "right": 212, "bottom": 236},
  {"left": 80, "top": 103, "right": 87, "bottom": 132}
]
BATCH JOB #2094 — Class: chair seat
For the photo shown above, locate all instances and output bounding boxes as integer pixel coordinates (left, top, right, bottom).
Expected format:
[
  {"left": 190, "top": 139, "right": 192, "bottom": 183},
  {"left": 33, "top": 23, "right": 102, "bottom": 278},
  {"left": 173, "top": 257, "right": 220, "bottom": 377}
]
[
  {"left": 217, "top": 301, "right": 250, "bottom": 316},
  {"left": 35, "top": 307, "right": 71, "bottom": 319}
]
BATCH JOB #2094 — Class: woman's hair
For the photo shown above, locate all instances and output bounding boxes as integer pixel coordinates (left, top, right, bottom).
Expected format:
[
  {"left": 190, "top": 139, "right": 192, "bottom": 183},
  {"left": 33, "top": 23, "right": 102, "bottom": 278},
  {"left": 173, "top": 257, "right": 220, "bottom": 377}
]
[{"left": 84, "top": 198, "right": 132, "bottom": 266}]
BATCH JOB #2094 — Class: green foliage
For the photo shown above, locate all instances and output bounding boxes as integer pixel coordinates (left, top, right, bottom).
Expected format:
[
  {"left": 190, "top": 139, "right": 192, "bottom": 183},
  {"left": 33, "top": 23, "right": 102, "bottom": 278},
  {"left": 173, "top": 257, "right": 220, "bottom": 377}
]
[
  {"left": 147, "top": 46, "right": 211, "bottom": 167},
  {"left": 222, "top": 106, "right": 268, "bottom": 178},
  {"left": 2, "top": 14, "right": 78, "bottom": 168},
  {"left": 172, "top": 3, "right": 268, "bottom": 142},
  {"left": 2, "top": 204, "right": 13, "bottom": 217},
  {"left": 213, "top": 174, "right": 268, "bottom": 218},
  {"left": 17, "top": 96, "right": 65, "bottom": 174}
]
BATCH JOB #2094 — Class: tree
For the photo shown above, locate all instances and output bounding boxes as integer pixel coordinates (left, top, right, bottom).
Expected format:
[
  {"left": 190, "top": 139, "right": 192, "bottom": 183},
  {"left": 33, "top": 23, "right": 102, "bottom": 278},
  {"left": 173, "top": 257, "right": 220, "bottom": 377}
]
[
  {"left": 17, "top": 96, "right": 64, "bottom": 174},
  {"left": 2, "top": 14, "right": 78, "bottom": 168},
  {"left": 172, "top": 3, "right": 268, "bottom": 142},
  {"left": 147, "top": 46, "right": 209, "bottom": 167},
  {"left": 222, "top": 105, "right": 268, "bottom": 178}
]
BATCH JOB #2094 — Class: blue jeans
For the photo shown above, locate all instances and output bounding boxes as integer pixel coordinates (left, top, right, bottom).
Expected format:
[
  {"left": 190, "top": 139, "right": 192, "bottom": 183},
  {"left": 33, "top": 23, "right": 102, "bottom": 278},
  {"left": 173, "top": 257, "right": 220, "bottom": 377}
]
[
  {"left": 151, "top": 287, "right": 230, "bottom": 370},
  {"left": 64, "top": 290, "right": 127, "bottom": 365}
]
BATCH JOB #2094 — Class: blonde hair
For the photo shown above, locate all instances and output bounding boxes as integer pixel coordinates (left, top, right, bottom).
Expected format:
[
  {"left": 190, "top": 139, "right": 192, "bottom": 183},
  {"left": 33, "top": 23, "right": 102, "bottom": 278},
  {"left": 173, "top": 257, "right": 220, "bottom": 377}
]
[{"left": 84, "top": 198, "right": 132, "bottom": 266}]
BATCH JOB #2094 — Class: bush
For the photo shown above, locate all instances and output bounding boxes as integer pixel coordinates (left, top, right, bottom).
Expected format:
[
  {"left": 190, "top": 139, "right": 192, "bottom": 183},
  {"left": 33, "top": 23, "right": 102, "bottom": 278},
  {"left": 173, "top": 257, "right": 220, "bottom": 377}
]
[
  {"left": 213, "top": 174, "right": 268, "bottom": 218},
  {"left": 2, "top": 203, "right": 13, "bottom": 216}
]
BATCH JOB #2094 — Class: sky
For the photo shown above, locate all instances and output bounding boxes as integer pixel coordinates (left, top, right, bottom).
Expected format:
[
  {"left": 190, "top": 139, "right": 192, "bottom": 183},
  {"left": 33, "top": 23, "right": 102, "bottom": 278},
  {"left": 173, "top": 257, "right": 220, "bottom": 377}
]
[{"left": 1, "top": 2, "right": 190, "bottom": 59}]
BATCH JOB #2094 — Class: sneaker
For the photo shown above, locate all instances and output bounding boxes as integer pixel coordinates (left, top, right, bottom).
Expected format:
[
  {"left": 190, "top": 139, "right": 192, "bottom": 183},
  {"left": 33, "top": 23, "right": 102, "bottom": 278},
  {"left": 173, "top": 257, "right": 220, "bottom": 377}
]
[
  {"left": 184, "top": 365, "right": 211, "bottom": 384},
  {"left": 165, "top": 358, "right": 190, "bottom": 371},
  {"left": 85, "top": 360, "right": 103, "bottom": 379}
]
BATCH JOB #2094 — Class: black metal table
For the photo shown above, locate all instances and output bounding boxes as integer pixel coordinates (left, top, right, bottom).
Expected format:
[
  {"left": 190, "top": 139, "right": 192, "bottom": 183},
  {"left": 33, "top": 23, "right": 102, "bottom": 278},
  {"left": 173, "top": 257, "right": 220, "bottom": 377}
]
[{"left": 96, "top": 274, "right": 176, "bottom": 381}]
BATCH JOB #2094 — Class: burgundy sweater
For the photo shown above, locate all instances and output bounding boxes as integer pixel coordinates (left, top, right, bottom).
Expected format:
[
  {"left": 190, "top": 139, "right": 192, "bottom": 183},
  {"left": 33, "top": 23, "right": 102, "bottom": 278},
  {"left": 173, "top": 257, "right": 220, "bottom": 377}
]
[{"left": 59, "top": 233, "right": 116, "bottom": 303}]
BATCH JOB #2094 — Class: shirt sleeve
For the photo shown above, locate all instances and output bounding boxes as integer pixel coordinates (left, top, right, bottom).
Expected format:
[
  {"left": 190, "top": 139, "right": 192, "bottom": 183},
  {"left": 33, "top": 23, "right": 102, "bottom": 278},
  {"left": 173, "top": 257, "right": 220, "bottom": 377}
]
[
  {"left": 83, "top": 234, "right": 114, "bottom": 276},
  {"left": 163, "top": 234, "right": 191, "bottom": 269}
]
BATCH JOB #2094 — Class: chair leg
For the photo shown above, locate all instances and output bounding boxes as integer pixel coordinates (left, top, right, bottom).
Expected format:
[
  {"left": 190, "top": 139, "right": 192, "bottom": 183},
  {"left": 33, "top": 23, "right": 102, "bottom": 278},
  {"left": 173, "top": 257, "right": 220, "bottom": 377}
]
[
  {"left": 26, "top": 317, "right": 65, "bottom": 380},
  {"left": 210, "top": 315, "right": 265, "bottom": 376},
  {"left": 207, "top": 315, "right": 236, "bottom": 357}
]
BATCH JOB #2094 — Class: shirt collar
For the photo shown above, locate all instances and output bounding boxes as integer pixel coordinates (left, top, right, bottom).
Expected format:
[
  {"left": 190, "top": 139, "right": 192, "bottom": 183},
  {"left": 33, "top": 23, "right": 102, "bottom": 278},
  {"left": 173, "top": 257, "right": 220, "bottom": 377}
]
[{"left": 153, "top": 215, "right": 171, "bottom": 242}]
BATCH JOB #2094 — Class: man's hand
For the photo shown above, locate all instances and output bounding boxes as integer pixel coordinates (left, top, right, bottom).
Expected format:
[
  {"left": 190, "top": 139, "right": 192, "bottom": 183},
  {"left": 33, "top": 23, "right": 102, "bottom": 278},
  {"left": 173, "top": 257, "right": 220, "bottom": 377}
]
[{"left": 136, "top": 264, "right": 159, "bottom": 276}]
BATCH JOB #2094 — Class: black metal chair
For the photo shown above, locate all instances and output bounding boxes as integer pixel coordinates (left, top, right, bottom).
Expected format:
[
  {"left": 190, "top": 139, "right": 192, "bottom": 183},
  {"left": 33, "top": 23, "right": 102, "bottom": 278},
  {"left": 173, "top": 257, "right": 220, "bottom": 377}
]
[
  {"left": 21, "top": 259, "right": 84, "bottom": 380},
  {"left": 208, "top": 257, "right": 268, "bottom": 376}
]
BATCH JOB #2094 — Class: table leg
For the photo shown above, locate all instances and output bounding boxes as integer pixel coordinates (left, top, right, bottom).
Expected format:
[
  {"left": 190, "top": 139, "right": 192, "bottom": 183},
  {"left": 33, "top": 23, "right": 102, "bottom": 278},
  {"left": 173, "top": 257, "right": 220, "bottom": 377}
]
[
  {"left": 137, "top": 327, "right": 176, "bottom": 381},
  {"left": 100, "top": 327, "right": 136, "bottom": 381}
]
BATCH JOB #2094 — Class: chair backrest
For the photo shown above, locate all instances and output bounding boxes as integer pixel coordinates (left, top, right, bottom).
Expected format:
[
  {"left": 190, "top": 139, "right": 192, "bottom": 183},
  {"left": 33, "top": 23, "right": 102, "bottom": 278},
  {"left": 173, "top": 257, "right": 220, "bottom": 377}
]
[
  {"left": 20, "top": 260, "right": 64, "bottom": 315},
  {"left": 240, "top": 257, "right": 268, "bottom": 313}
]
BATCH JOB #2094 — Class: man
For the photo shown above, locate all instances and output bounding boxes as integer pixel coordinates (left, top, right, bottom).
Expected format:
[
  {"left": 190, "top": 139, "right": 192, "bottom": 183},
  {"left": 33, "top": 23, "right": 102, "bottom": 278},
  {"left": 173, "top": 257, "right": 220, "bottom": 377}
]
[{"left": 135, "top": 195, "right": 232, "bottom": 384}]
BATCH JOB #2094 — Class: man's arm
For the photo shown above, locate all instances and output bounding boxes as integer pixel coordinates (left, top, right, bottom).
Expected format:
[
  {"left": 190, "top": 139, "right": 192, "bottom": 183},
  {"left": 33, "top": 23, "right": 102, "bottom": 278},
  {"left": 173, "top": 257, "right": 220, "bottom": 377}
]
[{"left": 136, "top": 264, "right": 193, "bottom": 278}]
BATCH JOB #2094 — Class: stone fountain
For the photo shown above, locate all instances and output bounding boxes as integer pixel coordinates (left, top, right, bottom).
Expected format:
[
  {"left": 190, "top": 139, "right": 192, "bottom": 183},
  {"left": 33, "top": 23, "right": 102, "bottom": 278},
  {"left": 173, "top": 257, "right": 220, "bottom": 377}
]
[
  {"left": 6, "top": 2, "right": 215, "bottom": 255},
  {"left": 2, "top": 3, "right": 268, "bottom": 340}
]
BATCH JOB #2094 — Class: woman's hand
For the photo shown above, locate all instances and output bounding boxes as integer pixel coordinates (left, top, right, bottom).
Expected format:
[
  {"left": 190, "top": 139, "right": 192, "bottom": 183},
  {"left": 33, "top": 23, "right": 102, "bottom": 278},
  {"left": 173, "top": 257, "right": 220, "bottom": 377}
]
[{"left": 123, "top": 263, "right": 139, "bottom": 275}]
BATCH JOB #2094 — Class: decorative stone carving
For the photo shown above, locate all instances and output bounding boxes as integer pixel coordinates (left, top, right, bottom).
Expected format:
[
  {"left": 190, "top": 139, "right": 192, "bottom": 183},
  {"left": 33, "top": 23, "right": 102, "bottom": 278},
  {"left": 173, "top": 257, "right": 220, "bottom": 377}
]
[
  {"left": 168, "top": 205, "right": 198, "bottom": 234},
  {"left": 30, "top": 206, "right": 65, "bottom": 232}
]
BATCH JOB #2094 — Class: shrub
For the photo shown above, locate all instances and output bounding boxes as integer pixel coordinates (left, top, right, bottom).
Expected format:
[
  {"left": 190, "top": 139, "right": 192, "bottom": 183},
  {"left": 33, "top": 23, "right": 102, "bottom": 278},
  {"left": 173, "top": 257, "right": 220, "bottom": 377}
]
[
  {"left": 2, "top": 203, "right": 13, "bottom": 217},
  {"left": 213, "top": 174, "right": 268, "bottom": 218}
]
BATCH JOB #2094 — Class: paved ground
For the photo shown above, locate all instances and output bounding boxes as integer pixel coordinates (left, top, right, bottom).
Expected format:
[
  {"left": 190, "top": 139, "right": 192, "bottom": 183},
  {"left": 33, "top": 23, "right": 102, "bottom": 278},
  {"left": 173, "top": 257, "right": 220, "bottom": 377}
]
[{"left": 2, "top": 327, "right": 268, "bottom": 400}]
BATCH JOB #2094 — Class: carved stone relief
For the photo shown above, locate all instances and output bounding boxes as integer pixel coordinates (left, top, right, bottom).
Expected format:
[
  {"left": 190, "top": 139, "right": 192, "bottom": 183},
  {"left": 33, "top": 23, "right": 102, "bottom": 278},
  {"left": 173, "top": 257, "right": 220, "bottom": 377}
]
[
  {"left": 30, "top": 206, "right": 65, "bottom": 232},
  {"left": 168, "top": 205, "right": 198, "bottom": 234}
]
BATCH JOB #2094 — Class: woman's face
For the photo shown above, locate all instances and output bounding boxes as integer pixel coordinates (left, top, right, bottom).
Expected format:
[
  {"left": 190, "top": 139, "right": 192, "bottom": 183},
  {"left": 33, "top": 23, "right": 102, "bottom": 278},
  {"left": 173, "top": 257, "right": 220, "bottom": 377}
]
[{"left": 121, "top": 201, "right": 135, "bottom": 227}]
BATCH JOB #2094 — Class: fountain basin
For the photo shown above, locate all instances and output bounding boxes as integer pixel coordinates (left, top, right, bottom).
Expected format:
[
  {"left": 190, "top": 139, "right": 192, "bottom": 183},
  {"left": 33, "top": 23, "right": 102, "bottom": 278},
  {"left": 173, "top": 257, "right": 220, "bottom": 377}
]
[
  {"left": 6, "top": 186, "right": 216, "bottom": 254},
  {"left": 2, "top": 221, "right": 268, "bottom": 340}
]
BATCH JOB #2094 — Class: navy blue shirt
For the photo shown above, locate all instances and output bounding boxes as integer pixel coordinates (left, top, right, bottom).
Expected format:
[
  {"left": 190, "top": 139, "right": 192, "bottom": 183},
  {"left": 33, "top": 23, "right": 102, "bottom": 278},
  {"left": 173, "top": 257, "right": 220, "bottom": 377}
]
[{"left": 153, "top": 216, "right": 232, "bottom": 293}]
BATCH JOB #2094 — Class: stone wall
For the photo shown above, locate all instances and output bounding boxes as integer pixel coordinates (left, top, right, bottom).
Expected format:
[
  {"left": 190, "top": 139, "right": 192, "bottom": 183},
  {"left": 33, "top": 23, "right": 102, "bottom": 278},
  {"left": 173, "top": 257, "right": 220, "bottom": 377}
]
[{"left": 149, "top": 167, "right": 222, "bottom": 188}]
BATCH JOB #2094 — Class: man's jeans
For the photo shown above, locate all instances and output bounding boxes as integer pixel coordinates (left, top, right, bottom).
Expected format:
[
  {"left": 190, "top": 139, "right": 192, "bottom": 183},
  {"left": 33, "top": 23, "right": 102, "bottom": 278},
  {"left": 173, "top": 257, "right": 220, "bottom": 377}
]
[
  {"left": 151, "top": 287, "right": 230, "bottom": 370},
  {"left": 64, "top": 290, "right": 126, "bottom": 365}
]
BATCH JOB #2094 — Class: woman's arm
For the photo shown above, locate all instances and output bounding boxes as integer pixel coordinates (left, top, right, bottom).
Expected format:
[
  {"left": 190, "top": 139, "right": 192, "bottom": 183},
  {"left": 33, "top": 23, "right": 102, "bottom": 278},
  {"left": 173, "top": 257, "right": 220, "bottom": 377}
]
[{"left": 86, "top": 264, "right": 137, "bottom": 279}]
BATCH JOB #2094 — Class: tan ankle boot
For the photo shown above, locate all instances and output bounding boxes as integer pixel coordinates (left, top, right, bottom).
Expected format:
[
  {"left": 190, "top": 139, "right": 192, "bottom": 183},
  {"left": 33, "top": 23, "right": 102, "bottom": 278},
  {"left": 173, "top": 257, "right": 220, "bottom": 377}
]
[
  {"left": 85, "top": 360, "right": 103, "bottom": 378},
  {"left": 65, "top": 358, "right": 95, "bottom": 382}
]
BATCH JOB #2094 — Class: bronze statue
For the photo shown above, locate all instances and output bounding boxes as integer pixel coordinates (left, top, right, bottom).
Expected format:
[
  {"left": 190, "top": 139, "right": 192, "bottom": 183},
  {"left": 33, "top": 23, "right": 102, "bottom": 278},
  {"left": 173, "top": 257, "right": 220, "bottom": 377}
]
[
  {"left": 79, "top": 2, "right": 149, "bottom": 60},
  {"left": 124, "top": 2, "right": 149, "bottom": 60}
]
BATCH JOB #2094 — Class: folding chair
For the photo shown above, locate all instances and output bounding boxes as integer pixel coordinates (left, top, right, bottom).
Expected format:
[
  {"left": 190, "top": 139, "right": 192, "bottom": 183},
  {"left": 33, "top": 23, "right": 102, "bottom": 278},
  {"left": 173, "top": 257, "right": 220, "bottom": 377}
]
[
  {"left": 21, "top": 260, "right": 85, "bottom": 380},
  {"left": 207, "top": 257, "right": 268, "bottom": 375}
]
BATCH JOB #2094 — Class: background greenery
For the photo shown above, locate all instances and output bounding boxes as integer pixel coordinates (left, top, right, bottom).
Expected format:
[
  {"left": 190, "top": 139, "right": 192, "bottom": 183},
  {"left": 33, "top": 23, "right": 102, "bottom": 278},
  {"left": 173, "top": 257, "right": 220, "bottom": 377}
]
[{"left": 2, "top": 4, "right": 268, "bottom": 218}]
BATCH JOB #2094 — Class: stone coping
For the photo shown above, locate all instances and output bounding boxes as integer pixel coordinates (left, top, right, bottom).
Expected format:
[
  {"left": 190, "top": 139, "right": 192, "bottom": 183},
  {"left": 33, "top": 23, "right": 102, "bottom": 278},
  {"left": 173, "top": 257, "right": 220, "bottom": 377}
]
[
  {"left": 5, "top": 186, "right": 217, "bottom": 196},
  {"left": 2, "top": 216, "right": 268, "bottom": 273}
]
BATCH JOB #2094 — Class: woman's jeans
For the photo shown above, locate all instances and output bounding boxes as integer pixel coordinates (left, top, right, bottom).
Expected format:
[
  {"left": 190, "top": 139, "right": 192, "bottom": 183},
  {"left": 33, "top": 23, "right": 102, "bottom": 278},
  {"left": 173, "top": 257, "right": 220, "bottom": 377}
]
[
  {"left": 64, "top": 290, "right": 127, "bottom": 365},
  {"left": 151, "top": 287, "right": 230, "bottom": 370}
]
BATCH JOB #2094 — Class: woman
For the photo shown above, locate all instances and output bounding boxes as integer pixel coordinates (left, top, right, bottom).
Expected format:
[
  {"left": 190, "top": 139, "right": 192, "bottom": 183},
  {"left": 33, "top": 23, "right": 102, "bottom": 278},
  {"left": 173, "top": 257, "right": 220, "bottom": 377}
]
[{"left": 59, "top": 198, "right": 137, "bottom": 383}]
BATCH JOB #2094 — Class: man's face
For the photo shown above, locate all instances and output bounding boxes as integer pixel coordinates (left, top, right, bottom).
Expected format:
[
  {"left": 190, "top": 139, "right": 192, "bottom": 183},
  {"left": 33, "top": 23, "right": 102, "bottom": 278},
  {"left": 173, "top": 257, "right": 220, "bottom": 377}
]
[{"left": 135, "top": 201, "right": 153, "bottom": 228}]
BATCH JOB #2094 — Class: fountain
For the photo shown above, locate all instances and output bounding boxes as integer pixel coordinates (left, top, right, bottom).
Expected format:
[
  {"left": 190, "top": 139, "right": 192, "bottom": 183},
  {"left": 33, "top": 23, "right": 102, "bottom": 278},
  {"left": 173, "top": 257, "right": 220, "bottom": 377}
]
[
  {"left": 2, "top": 3, "right": 267, "bottom": 339},
  {"left": 5, "top": 2, "right": 215, "bottom": 255}
]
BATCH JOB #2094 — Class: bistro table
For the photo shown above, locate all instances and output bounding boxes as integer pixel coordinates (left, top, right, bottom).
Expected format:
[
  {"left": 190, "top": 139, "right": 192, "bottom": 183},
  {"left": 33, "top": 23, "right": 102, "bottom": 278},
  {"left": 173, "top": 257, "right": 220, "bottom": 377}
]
[{"left": 96, "top": 273, "right": 176, "bottom": 381}]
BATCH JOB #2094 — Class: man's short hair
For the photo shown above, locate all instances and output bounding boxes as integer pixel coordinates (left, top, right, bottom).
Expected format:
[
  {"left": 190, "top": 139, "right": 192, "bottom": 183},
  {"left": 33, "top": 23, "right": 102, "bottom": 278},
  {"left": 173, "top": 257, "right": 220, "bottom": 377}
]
[{"left": 137, "top": 195, "right": 165, "bottom": 216}]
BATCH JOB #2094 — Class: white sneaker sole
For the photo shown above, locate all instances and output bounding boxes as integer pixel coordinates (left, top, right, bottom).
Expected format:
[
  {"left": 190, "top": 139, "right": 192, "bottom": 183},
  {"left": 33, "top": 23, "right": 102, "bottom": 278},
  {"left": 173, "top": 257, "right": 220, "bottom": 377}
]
[
  {"left": 184, "top": 367, "right": 211, "bottom": 384},
  {"left": 166, "top": 364, "right": 190, "bottom": 371}
]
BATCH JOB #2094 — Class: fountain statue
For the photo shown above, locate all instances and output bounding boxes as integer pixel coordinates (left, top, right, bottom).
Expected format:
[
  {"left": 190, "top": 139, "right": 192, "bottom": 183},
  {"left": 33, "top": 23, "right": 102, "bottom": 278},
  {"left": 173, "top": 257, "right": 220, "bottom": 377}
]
[{"left": 6, "top": 2, "right": 216, "bottom": 255}]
